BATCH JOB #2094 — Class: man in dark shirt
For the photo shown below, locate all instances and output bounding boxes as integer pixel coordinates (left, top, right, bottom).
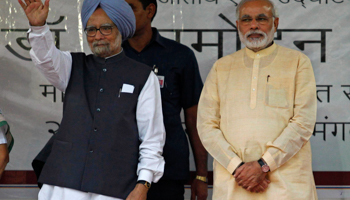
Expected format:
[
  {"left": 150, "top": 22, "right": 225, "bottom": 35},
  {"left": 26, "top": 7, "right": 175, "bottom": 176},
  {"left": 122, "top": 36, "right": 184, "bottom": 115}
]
[{"left": 123, "top": 0, "right": 208, "bottom": 199}]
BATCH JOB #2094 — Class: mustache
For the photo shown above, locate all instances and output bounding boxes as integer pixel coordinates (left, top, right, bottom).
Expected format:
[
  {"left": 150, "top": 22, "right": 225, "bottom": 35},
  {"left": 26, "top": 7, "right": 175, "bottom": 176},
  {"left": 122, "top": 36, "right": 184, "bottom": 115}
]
[
  {"left": 92, "top": 41, "right": 109, "bottom": 47},
  {"left": 245, "top": 30, "right": 267, "bottom": 38}
]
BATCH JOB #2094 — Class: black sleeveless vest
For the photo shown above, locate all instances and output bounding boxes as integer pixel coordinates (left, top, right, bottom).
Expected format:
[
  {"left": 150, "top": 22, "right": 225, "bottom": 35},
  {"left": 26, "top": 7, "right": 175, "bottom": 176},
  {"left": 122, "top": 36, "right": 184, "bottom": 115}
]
[{"left": 38, "top": 51, "right": 152, "bottom": 199}]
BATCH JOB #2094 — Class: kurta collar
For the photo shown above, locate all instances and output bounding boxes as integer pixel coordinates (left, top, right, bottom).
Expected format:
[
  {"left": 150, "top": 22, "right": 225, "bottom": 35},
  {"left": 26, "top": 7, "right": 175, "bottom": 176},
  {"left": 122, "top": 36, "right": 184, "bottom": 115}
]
[
  {"left": 245, "top": 42, "right": 277, "bottom": 59},
  {"left": 92, "top": 48, "right": 125, "bottom": 64}
]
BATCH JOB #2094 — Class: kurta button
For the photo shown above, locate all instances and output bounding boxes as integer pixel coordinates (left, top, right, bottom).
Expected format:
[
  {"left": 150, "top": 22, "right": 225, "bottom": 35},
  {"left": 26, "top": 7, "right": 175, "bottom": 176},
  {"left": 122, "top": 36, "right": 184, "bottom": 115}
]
[
  {"left": 94, "top": 128, "right": 97, "bottom": 132},
  {"left": 90, "top": 149, "right": 93, "bottom": 153},
  {"left": 100, "top": 88, "right": 104, "bottom": 92},
  {"left": 103, "top": 68, "right": 107, "bottom": 72},
  {"left": 97, "top": 108, "right": 101, "bottom": 112}
]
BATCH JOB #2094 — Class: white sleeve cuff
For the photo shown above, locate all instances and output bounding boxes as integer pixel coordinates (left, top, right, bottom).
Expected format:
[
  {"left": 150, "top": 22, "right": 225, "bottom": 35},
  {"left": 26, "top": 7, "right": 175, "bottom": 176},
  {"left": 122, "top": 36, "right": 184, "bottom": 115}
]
[
  {"left": 262, "top": 151, "right": 277, "bottom": 172},
  {"left": 138, "top": 169, "right": 154, "bottom": 183},
  {"left": 29, "top": 24, "right": 49, "bottom": 34},
  {"left": 227, "top": 156, "right": 243, "bottom": 174}
]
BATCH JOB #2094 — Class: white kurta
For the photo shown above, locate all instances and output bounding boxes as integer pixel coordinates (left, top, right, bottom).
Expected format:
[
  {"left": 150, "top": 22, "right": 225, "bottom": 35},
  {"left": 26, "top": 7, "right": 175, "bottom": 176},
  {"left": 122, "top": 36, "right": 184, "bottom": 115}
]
[{"left": 197, "top": 43, "right": 318, "bottom": 199}]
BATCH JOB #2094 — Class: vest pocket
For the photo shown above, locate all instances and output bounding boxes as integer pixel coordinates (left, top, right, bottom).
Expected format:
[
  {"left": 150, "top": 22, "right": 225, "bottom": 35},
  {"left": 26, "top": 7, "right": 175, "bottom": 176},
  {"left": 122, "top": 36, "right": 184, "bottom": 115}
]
[
  {"left": 265, "top": 78, "right": 290, "bottom": 109},
  {"left": 42, "top": 139, "right": 73, "bottom": 174},
  {"left": 114, "top": 92, "right": 137, "bottom": 114}
]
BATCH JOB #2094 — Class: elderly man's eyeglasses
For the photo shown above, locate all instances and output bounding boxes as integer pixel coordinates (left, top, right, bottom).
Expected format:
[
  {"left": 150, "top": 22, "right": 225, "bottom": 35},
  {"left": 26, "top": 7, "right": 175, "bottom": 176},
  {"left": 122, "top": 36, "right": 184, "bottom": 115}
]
[
  {"left": 84, "top": 25, "right": 114, "bottom": 37},
  {"left": 239, "top": 16, "right": 273, "bottom": 26}
]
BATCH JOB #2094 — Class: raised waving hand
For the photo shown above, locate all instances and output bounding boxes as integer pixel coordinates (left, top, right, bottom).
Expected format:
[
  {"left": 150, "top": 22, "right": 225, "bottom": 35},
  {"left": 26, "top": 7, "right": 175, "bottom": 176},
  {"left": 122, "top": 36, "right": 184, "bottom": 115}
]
[{"left": 18, "top": 0, "right": 50, "bottom": 26}]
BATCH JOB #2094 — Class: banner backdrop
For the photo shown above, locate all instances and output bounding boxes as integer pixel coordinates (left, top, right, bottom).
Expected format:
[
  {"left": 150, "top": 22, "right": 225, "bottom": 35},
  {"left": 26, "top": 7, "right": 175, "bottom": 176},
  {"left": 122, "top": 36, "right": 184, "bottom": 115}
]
[{"left": 0, "top": 0, "right": 349, "bottom": 198}]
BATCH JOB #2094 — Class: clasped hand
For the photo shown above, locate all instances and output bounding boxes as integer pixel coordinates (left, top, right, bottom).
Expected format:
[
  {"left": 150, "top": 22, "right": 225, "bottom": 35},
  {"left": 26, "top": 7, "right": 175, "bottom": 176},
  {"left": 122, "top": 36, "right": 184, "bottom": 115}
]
[{"left": 233, "top": 161, "right": 270, "bottom": 193}]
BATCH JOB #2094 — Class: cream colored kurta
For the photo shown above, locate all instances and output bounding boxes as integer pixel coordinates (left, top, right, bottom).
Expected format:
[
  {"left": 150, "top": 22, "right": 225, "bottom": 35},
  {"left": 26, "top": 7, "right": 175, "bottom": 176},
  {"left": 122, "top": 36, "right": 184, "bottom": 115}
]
[{"left": 197, "top": 43, "right": 317, "bottom": 200}]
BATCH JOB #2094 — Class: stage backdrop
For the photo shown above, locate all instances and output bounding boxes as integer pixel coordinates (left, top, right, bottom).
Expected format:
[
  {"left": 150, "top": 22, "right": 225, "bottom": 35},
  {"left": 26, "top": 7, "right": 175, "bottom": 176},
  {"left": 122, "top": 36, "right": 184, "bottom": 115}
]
[{"left": 0, "top": 0, "right": 349, "bottom": 199}]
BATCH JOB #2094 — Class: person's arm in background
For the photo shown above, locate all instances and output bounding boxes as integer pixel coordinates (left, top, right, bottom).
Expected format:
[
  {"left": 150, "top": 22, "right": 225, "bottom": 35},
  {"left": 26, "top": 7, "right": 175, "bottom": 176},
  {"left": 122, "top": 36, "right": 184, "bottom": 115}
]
[
  {"left": 180, "top": 50, "right": 208, "bottom": 200},
  {"left": 0, "top": 114, "right": 9, "bottom": 177},
  {"left": 185, "top": 105, "right": 208, "bottom": 200},
  {"left": 0, "top": 144, "right": 9, "bottom": 177}
]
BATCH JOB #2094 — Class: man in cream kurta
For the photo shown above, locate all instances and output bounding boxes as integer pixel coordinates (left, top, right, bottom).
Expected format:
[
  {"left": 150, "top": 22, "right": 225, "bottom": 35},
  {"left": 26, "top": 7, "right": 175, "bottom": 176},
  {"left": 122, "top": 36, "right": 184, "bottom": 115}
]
[{"left": 197, "top": 0, "right": 318, "bottom": 199}]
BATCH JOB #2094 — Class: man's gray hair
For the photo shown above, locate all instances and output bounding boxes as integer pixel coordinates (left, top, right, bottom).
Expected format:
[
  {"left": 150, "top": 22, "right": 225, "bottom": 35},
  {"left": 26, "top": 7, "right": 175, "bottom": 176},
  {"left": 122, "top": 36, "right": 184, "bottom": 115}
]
[{"left": 235, "top": 0, "right": 279, "bottom": 19}]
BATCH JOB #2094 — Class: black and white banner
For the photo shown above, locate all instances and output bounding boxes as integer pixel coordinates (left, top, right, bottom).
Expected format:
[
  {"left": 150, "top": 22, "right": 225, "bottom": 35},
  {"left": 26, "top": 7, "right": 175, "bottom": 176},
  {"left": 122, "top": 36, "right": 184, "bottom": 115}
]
[{"left": 0, "top": 0, "right": 349, "bottom": 198}]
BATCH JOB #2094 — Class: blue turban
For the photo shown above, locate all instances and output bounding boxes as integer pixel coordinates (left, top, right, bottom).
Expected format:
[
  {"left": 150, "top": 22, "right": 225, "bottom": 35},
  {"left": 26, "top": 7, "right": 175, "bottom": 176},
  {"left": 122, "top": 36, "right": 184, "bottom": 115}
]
[{"left": 81, "top": 0, "right": 136, "bottom": 40}]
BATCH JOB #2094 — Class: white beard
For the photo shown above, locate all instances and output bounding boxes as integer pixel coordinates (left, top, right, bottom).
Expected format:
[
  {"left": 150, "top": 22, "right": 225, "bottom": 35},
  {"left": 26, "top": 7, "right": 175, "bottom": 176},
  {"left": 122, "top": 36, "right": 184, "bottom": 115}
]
[
  {"left": 239, "top": 23, "right": 275, "bottom": 51},
  {"left": 90, "top": 32, "right": 122, "bottom": 57},
  {"left": 92, "top": 40, "right": 112, "bottom": 57}
]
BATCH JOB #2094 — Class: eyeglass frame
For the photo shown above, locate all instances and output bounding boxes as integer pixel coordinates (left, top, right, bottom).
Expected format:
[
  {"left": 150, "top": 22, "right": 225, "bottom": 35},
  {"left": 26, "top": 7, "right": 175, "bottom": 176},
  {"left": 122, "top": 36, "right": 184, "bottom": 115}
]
[
  {"left": 238, "top": 15, "right": 275, "bottom": 26},
  {"left": 84, "top": 24, "right": 115, "bottom": 37}
]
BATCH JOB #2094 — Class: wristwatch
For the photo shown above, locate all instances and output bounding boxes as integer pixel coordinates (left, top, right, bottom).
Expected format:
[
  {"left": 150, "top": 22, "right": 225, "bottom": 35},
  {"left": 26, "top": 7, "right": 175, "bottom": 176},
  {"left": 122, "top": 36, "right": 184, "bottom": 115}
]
[
  {"left": 258, "top": 158, "right": 270, "bottom": 173},
  {"left": 195, "top": 175, "right": 208, "bottom": 183},
  {"left": 137, "top": 180, "right": 151, "bottom": 189}
]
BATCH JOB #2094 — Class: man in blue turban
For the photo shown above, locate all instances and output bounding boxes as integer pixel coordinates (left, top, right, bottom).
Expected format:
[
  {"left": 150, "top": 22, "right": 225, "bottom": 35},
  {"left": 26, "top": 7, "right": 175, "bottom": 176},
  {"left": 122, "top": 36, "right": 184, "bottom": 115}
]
[
  {"left": 18, "top": 0, "right": 166, "bottom": 199},
  {"left": 81, "top": 0, "right": 136, "bottom": 41}
]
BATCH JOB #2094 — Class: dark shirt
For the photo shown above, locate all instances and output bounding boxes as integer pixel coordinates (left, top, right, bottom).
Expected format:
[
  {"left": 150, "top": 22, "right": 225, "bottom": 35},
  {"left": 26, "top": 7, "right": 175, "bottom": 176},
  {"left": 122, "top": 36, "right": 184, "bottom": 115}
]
[{"left": 123, "top": 28, "right": 203, "bottom": 180}]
